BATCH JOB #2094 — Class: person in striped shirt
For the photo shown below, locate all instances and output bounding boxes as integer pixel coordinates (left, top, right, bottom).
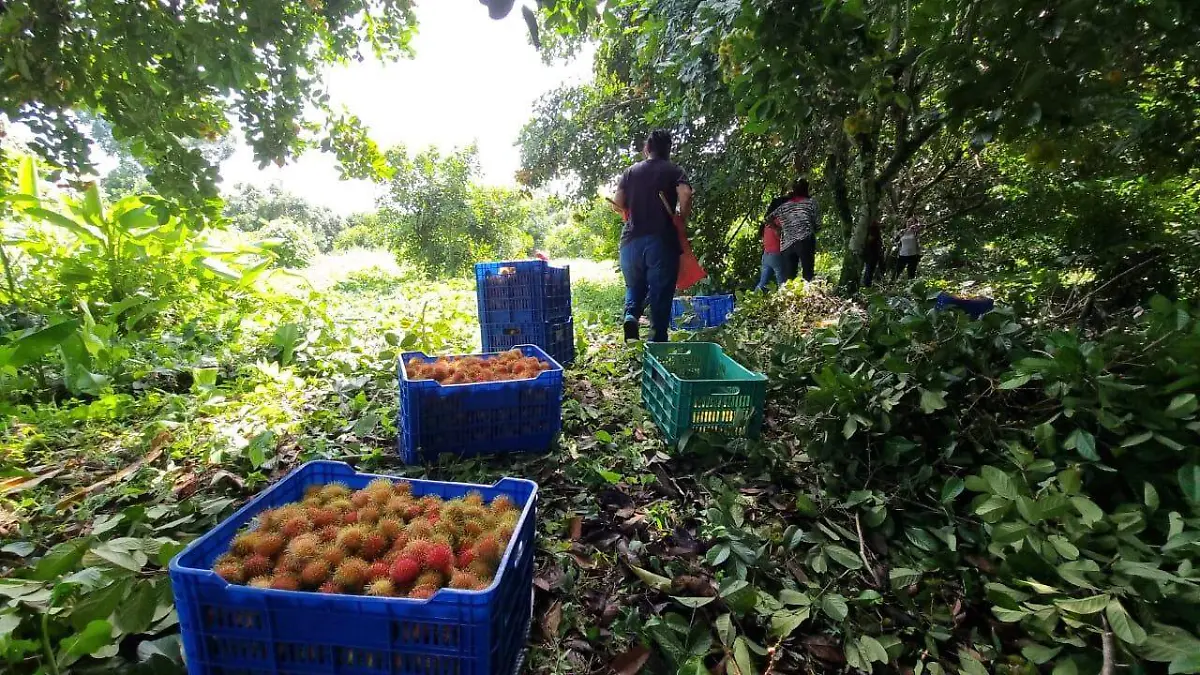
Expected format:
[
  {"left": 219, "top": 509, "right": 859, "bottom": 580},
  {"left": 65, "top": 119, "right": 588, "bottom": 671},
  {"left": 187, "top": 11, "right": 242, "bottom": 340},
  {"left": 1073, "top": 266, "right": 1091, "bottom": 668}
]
[{"left": 766, "top": 179, "right": 820, "bottom": 282}]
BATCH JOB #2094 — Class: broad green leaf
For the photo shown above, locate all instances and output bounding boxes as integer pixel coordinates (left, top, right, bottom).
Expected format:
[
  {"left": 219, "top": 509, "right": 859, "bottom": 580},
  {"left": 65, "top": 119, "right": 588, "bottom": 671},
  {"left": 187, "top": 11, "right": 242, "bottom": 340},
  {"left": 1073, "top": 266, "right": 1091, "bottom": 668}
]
[
  {"left": 981, "top": 466, "right": 1018, "bottom": 499},
  {"left": 1048, "top": 535, "right": 1079, "bottom": 560},
  {"left": 1058, "top": 467, "right": 1082, "bottom": 494},
  {"left": 715, "top": 613, "right": 734, "bottom": 646},
  {"left": 991, "top": 606, "right": 1030, "bottom": 622},
  {"left": 671, "top": 596, "right": 715, "bottom": 609},
  {"left": 1122, "top": 431, "right": 1153, "bottom": 448},
  {"left": 1064, "top": 428, "right": 1099, "bottom": 461},
  {"left": 24, "top": 207, "right": 103, "bottom": 243},
  {"left": 5, "top": 320, "right": 81, "bottom": 369},
  {"left": 82, "top": 183, "right": 105, "bottom": 224},
  {"left": 858, "top": 635, "right": 889, "bottom": 664},
  {"left": 18, "top": 155, "right": 38, "bottom": 197},
  {"left": 677, "top": 657, "right": 707, "bottom": 675},
  {"left": 991, "top": 521, "right": 1028, "bottom": 544},
  {"left": 1105, "top": 599, "right": 1146, "bottom": 646},
  {"left": 32, "top": 538, "right": 91, "bottom": 581},
  {"left": 974, "top": 495, "right": 1009, "bottom": 520},
  {"left": 1070, "top": 496, "right": 1104, "bottom": 526},
  {"left": 0, "top": 612, "right": 20, "bottom": 639},
  {"left": 1169, "top": 653, "right": 1200, "bottom": 674},
  {"left": 1052, "top": 658, "right": 1080, "bottom": 675},
  {"left": 1021, "top": 644, "right": 1061, "bottom": 664},
  {"left": 631, "top": 566, "right": 672, "bottom": 593},
  {"left": 69, "top": 579, "right": 131, "bottom": 631},
  {"left": 1054, "top": 594, "right": 1109, "bottom": 615},
  {"left": 197, "top": 257, "right": 242, "bottom": 281},
  {"left": 1144, "top": 482, "right": 1160, "bottom": 510},
  {"left": 1057, "top": 560, "right": 1100, "bottom": 590},
  {"left": 958, "top": 650, "right": 989, "bottom": 675},
  {"left": 769, "top": 607, "right": 809, "bottom": 637},
  {"left": 732, "top": 636, "right": 756, "bottom": 675},
  {"left": 999, "top": 374, "right": 1030, "bottom": 389},
  {"left": 1113, "top": 561, "right": 1192, "bottom": 585},
  {"left": 940, "top": 477, "right": 964, "bottom": 503},
  {"left": 779, "top": 589, "right": 811, "bottom": 606},
  {"left": 61, "top": 619, "right": 114, "bottom": 659},
  {"left": 889, "top": 568, "right": 921, "bottom": 586},
  {"left": 1140, "top": 625, "right": 1200, "bottom": 663},
  {"left": 1165, "top": 393, "right": 1197, "bottom": 418},
  {"left": 820, "top": 593, "right": 848, "bottom": 622},
  {"left": 1179, "top": 464, "right": 1200, "bottom": 505},
  {"left": 919, "top": 389, "right": 947, "bottom": 413},
  {"left": 905, "top": 527, "right": 939, "bottom": 552},
  {"left": 824, "top": 545, "right": 863, "bottom": 570},
  {"left": 1035, "top": 422, "right": 1057, "bottom": 453}
]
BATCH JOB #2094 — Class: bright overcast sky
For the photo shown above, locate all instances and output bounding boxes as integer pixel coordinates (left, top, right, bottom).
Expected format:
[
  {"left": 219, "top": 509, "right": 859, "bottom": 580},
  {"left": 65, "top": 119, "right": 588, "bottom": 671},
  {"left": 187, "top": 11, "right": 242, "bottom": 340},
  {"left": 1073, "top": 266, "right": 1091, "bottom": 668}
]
[{"left": 219, "top": 2, "right": 594, "bottom": 215}]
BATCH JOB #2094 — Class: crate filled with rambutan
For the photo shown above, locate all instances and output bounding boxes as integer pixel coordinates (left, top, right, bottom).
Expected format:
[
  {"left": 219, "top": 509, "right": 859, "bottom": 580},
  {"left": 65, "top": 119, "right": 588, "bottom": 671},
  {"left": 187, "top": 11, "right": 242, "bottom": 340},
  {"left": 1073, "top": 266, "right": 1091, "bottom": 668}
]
[
  {"left": 169, "top": 460, "right": 537, "bottom": 675},
  {"left": 397, "top": 344, "right": 563, "bottom": 463}
]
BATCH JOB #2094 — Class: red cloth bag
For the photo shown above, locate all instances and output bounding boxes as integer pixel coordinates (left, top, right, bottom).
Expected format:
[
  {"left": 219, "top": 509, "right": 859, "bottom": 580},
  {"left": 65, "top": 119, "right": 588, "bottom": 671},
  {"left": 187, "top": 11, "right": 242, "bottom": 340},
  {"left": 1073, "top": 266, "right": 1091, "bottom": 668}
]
[{"left": 672, "top": 214, "right": 706, "bottom": 291}]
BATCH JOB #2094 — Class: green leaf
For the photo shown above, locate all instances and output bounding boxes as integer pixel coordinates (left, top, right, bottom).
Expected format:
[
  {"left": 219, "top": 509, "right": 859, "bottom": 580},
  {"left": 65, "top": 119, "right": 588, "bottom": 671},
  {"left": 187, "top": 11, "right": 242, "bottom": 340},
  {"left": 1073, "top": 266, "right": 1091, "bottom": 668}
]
[
  {"left": 919, "top": 389, "right": 947, "bottom": 413},
  {"left": 858, "top": 635, "right": 889, "bottom": 663},
  {"left": 1144, "top": 482, "right": 1160, "bottom": 510},
  {"left": 1070, "top": 496, "right": 1104, "bottom": 526},
  {"left": 769, "top": 607, "right": 810, "bottom": 637},
  {"left": 61, "top": 619, "right": 114, "bottom": 659},
  {"left": 940, "top": 477, "right": 964, "bottom": 503},
  {"left": 18, "top": 155, "right": 38, "bottom": 197},
  {"left": 1169, "top": 653, "right": 1200, "bottom": 674},
  {"left": 32, "top": 538, "right": 91, "bottom": 581},
  {"left": 1057, "top": 560, "right": 1100, "bottom": 590},
  {"left": 1105, "top": 599, "right": 1146, "bottom": 646},
  {"left": 824, "top": 545, "right": 863, "bottom": 570},
  {"left": 24, "top": 207, "right": 103, "bottom": 243},
  {"left": 991, "top": 521, "right": 1028, "bottom": 544},
  {"left": 1035, "top": 422, "right": 1057, "bottom": 453},
  {"left": 820, "top": 593, "right": 848, "bottom": 622},
  {"left": 889, "top": 567, "right": 921, "bottom": 586},
  {"left": 1048, "top": 535, "right": 1079, "bottom": 560},
  {"left": 1122, "top": 431, "right": 1153, "bottom": 448},
  {"left": 779, "top": 589, "right": 811, "bottom": 606},
  {"left": 4, "top": 320, "right": 81, "bottom": 369},
  {"left": 905, "top": 527, "right": 940, "bottom": 552},
  {"left": 1165, "top": 393, "right": 1197, "bottom": 418},
  {"left": 998, "top": 374, "right": 1031, "bottom": 389},
  {"left": 1054, "top": 594, "right": 1109, "bottom": 615},
  {"left": 715, "top": 613, "right": 734, "bottom": 647},
  {"left": 1179, "top": 464, "right": 1200, "bottom": 505},
  {"left": 1141, "top": 625, "right": 1200, "bottom": 663},
  {"left": 671, "top": 596, "right": 715, "bottom": 609},
  {"left": 975, "top": 495, "right": 1010, "bottom": 520},
  {"left": 1113, "top": 560, "right": 1192, "bottom": 585},
  {"left": 1064, "top": 428, "right": 1099, "bottom": 461},
  {"left": 981, "top": 466, "right": 1018, "bottom": 499},
  {"left": 1052, "top": 658, "right": 1080, "bottom": 675},
  {"left": 732, "top": 636, "right": 756, "bottom": 675},
  {"left": 631, "top": 566, "right": 672, "bottom": 593},
  {"left": 69, "top": 579, "right": 131, "bottom": 631},
  {"left": 991, "top": 606, "right": 1030, "bottom": 622},
  {"left": 1021, "top": 644, "right": 1062, "bottom": 664}
]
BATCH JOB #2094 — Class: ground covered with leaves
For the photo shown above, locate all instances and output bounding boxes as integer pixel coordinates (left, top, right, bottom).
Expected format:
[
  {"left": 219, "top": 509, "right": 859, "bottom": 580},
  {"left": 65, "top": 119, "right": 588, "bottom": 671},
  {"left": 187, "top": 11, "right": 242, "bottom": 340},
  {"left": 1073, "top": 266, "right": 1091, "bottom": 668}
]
[{"left": 2, "top": 252, "right": 1199, "bottom": 675}]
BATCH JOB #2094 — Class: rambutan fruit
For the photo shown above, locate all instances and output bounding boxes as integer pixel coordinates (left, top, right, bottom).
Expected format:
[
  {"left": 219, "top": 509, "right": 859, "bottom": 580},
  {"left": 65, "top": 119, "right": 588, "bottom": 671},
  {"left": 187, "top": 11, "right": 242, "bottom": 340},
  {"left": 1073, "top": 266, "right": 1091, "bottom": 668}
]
[
  {"left": 408, "top": 585, "right": 437, "bottom": 600},
  {"left": 301, "top": 560, "right": 331, "bottom": 588},
  {"left": 377, "top": 518, "right": 403, "bottom": 540},
  {"left": 403, "top": 503, "right": 424, "bottom": 520},
  {"left": 357, "top": 505, "right": 381, "bottom": 524},
  {"left": 383, "top": 496, "right": 409, "bottom": 516},
  {"left": 360, "top": 533, "right": 388, "bottom": 561},
  {"left": 232, "top": 532, "right": 263, "bottom": 557},
  {"left": 433, "top": 519, "right": 461, "bottom": 541},
  {"left": 243, "top": 554, "right": 272, "bottom": 579},
  {"left": 308, "top": 507, "right": 338, "bottom": 528},
  {"left": 368, "top": 561, "right": 390, "bottom": 580},
  {"left": 415, "top": 570, "right": 445, "bottom": 589},
  {"left": 474, "top": 534, "right": 502, "bottom": 564},
  {"left": 366, "top": 477, "right": 394, "bottom": 497},
  {"left": 496, "top": 524, "right": 515, "bottom": 543},
  {"left": 391, "top": 531, "right": 410, "bottom": 552},
  {"left": 381, "top": 550, "right": 400, "bottom": 566},
  {"left": 457, "top": 548, "right": 476, "bottom": 569},
  {"left": 333, "top": 557, "right": 371, "bottom": 591},
  {"left": 248, "top": 576, "right": 273, "bottom": 589},
  {"left": 463, "top": 520, "right": 486, "bottom": 538},
  {"left": 320, "top": 545, "right": 346, "bottom": 567},
  {"left": 461, "top": 505, "right": 488, "bottom": 522},
  {"left": 304, "top": 485, "right": 324, "bottom": 500},
  {"left": 402, "top": 539, "right": 431, "bottom": 565},
  {"left": 449, "top": 570, "right": 483, "bottom": 591},
  {"left": 419, "top": 495, "right": 443, "bottom": 514},
  {"left": 425, "top": 542, "right": 454, "bottom": 574},
  {"left": 271, "top": 574, "right": 301, "bottom": 591},
  {"left": 466, "top": 560, "right": 495, "bottom": 581},
  {"left": 317, "top": 524, "right": 340, "bottom": 543},
  {"left": 253, "top": 532, "right": 285, "bottom": 558},
  {"left": 280, "top": 516, "right": 311, "bottom": 539},
  {"left": 367, "top": 579, "right": 396, "bottom": 597},
  {"left": 319, "top": 482, "right": 351, "bottom": 501},
  {"left": 326, "top": 498, "right": 354, "bottom": 513},
  {"left": 490, "top": 495, "right": 516, "bottom": 515},
  {"left": 286, "top": 533, "right": 323, "bottom": 561},
  {"left": 407, "top": 518, "right": 434, "bottom": 539},
  {"left": 390, "top": 557, "right": 420, "bottom": 585},
  {"left": 343, "top": 510, "right": 359, "bottom": 524},
  {"left": 394, "top": 481, "right": 413, "bottom": 496},
  {"left": 442, "top": 502, "right": 465, "bottom": 522},
  {"left": 463, "top": 491, "right": 484, "bottom": 508},
  {"left": 318, "top": 580, "right": 343, "bottom": 594},
  {"left": 350, "top": 491, "right": 371, "bottom": 509},
  {"left": 336, "top": 525, "right": 368, "bottom": 552},
  {"left": 429, "top": 533, "right": 453, "bottom": 549},
  {"left": 276, "top": 554, "right": 306, "bottom": 574},
  {"left": 213, "top": 559, "right": 244, "bottom": 584}
]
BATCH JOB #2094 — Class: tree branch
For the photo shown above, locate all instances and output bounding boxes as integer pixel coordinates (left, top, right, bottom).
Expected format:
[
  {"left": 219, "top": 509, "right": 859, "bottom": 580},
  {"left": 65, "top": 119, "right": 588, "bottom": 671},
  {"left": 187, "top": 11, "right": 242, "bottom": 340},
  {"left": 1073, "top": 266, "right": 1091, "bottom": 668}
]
[
  {"left": 905, "top": 150, "right": 965, "bottom": 218},
  {"left": 926, "top": 197, "right": 988, "bottom": 229},
  {"left": 1100, "top": 617, "right": 1116, "bottom": 675},
  {"left": 876, "top": 119, "right": 944, "bottom": 189}
]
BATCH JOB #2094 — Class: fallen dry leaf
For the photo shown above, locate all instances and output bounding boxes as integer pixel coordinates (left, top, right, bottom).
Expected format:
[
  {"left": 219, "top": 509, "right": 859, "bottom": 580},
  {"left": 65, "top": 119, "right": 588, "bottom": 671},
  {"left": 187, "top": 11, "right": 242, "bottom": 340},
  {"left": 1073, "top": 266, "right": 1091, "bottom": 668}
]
[
  {"left": 567, "top": 551, "right": 596, "bottom": 569},
  {"left": 55, "top": 432, "right": 169, "bottom": 510},
  {"left": 609, "top": 645, "right": 650, "bottom": 675},
  {"left": 802, "top": 635, "right": 845, "bottom": 664},
  {"left": 541, "top": 600, "right": 562, "bottom": 641},
  {"left": 569, "top": 516, "right": 583, "bottom": 540},
  {"left": 0, "top": 468, "right": 63, "bottom": 495}
]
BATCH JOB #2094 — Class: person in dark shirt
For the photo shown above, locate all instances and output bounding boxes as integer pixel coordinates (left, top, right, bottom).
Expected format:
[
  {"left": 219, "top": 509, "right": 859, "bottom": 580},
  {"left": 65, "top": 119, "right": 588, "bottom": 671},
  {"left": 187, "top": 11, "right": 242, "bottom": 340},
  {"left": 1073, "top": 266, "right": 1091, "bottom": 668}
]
[
  {"left": 862, "top": 220, "right": 885, "bottom": 287},
  {"left": 766, "top": 179, "right": 820, "bottom": 282},
  {"left": 613, "top": 129, "right": 693, "bottom": 342}
]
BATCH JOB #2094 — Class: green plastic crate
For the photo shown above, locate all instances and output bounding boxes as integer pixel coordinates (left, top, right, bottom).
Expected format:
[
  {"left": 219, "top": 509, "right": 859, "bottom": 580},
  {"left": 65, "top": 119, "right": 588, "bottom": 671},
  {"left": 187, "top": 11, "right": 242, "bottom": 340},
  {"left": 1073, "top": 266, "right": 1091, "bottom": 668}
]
[{"left": 642, "top": 342, "right": 767, "bottom": 443}]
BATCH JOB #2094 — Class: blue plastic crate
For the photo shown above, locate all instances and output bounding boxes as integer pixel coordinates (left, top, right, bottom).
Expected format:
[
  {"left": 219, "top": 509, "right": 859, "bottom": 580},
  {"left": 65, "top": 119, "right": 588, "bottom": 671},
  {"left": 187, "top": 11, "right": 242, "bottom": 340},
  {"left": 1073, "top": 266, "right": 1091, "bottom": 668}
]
[
  {"left": 475, "top": 260, "right": 571, "bottom": 325},
  {"left": 398, "top": 344, "right": 563, "bottom": 462},
  {"left": 935, "top": 291, "right": 995, "bottom": 319},
  {"left": 480, "top": 318, "right": 574, "bottom": 367},
  {"left": 169, "top": 460, "right": 537, "bottom": 675},
  {"left": 671, "top": 295, "right": 735, "bottom": 329}
]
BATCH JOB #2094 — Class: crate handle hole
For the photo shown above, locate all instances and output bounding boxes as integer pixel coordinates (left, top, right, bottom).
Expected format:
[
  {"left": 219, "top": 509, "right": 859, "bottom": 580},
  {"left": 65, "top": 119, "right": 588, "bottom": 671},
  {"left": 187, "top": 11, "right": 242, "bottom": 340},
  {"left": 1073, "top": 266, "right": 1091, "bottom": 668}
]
[{"left": 710, "top": 387, "right": 743, "bottom": 396}]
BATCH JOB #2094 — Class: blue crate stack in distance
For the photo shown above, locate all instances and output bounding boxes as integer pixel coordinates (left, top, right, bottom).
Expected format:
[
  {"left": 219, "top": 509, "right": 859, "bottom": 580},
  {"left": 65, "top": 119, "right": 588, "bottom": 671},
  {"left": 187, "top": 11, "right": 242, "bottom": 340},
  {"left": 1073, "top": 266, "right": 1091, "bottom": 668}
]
[{"left": 475, "top": 260, "right": 574, "bottom": 365}]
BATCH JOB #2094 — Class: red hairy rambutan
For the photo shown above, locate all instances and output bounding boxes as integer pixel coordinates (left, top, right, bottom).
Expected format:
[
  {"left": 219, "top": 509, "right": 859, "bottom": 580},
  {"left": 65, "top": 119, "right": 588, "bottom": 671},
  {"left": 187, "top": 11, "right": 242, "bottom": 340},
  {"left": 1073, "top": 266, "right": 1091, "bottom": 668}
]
[
  {"left": 333, "top": 558, "right": 370, "bottom": 591},
  {"left": 350, "top": 491, "right": 371, "bottom": 508},
  {"left": 319, "top": 482, "right": 351, "bottom": 501},
  {"left": 474, "top": 534, "right": 502, "bottom": 565},
  {"left": 368, "top": 561, "right": 390, "bottom": 580},
  {"left": 286, "top": 533, "right": 322, "bottom": 561},
  {"left": 320, "top": 545, "right": 346, "bottom": 567},
  {"left": 390, "top": 557, "right": 421, "bottom": 585},
  {"left": 243, "top": 554, "right": 272, "bottom": 579},
  {"left": 280, "top": 516, "right": 311, "bottom": 538},
  {"left": 230, "top": 532, "right": 260, "bottom": 556},
  {"left": 377, "top": 518, "right": 403, "bottom": 540},
  {"left": 318, "top": 580, "right": 343, "bottom": 594},
  {"left": 308, "top": 507, "right": 338, "bottom": 528},
  {"left": 253, "top": 532, "right": 286, "bottom": 558},
  {"left": 425, "top": 542, "right": 454, "bottom": 573},
  {"left": 213, "top": 559, "right": 244, "bottom": 584},
  {"left": 336, "top": 525, "right": 368, "bottom": 552},
  {"left": 456, "top": 548, "right": 476, "bottom": 569},
  {"left": 449, "top": 570, "right": 483, "bottom": 591},
  {"left": 271, "top": 574, "right": 301, "bottom": 591},
  {"left": 415, "top": 570, "right": 444, "bottom": 589},
  {"left": 408, "top": 585, "right": 436, "bottom": 600},
  {"left": 490, "top": 495, "right": 516, "bottom": 514},
  {"left": 301, "top": 560, "right": 331, "bottom": 588},
  {"left": 358, "top": 506, "right": 381, "bottom": 524},
  {"left": 360, "top": 533, "right": 388, "bottom": 560}
]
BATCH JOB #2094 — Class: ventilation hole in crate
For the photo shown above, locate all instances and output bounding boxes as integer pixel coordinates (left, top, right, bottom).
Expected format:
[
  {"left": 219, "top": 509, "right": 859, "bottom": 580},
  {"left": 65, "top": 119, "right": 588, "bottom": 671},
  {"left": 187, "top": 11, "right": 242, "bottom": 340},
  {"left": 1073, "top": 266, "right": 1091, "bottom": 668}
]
[
  {"left": 202, "top": 606, "right": 265, "bottom": 632},
  {"left": 395, "top": 620, "right": 448, "bottom": 646},
  {"left": 394, "top": 652, "right": 464, "bottom": 675},
  {"left": 275, "top": 642, "right": 328, "bottom": 666},
  {"left": 339, "top": 646, "right": 388, "bottom": 671},
  {"left": 207, "top": 636, "right": 270, "bottom": 663}
]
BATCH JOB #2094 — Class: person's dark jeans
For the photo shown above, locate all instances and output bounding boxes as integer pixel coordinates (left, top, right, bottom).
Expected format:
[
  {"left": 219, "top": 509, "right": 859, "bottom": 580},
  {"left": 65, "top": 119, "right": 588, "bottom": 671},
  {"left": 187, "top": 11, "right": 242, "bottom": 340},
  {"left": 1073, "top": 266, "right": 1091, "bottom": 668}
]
[
  {"left": 782, "top": 236, "right": 816, "bottom": 282},
  {"left": 620, "top": 235, "right": 681, "bottom": 342},
  {"left": 862, "top": 254, "right": 882, "bottom": 287},
  {"left": 755, "top": 252, "right": 786, "bottom": 291},
  {"left": 892, "top": 254, "right": 920, "bottom": 280}
]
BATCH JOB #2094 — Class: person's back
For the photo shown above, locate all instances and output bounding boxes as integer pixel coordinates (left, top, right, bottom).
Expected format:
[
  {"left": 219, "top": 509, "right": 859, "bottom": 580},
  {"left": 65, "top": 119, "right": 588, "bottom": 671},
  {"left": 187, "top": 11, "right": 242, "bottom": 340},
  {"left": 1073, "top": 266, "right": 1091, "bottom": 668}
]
[
  {"left": 619, "top": 157, "right": 687, "bottom": 251},
  {"left": 767, "top": 179, "right": 820, "bottom": 282}
]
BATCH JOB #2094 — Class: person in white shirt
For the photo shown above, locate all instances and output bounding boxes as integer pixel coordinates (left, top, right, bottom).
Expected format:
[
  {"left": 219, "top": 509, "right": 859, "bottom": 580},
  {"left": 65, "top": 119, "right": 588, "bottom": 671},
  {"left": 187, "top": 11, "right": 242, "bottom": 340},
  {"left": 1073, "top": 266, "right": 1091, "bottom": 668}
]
[{"left": 892, "top": 218, "right": 922, "bottom": 280}]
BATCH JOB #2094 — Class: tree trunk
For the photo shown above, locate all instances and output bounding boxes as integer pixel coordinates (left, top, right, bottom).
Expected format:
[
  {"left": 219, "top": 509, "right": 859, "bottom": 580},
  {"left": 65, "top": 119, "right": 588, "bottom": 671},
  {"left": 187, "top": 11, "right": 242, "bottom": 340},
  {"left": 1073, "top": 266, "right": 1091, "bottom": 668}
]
[{"left": 837, "top": 128, "right": 880, "bottom": 292}]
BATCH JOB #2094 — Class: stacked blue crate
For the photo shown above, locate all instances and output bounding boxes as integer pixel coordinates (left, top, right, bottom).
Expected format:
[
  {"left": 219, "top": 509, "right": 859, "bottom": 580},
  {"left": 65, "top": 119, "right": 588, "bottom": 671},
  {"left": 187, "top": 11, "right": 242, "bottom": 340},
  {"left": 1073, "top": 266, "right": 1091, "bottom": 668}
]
[{"left": 475, "top": 260, "right": 574, "bottom": 365}]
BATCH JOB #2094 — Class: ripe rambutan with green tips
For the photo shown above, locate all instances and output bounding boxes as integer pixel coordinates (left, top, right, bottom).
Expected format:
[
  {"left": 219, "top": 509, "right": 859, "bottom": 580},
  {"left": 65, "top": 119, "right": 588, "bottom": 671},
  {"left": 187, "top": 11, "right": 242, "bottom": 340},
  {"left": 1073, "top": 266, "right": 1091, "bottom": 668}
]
[
  {"left": 383, "top": 495, "right": 409, "bottom": 515},
  {"left": 425, "top": 542, "right": 454, "bottom": 573},
  {"left": 377, "top": 518, "right": 403, "bottom": 540},
  {"left": 429, "top": 533, "right": 453, "bottom": 549},
  {"left": 403, "top": 503, "right": 424, "bottom": 520},
  {"left": 286, "top": 533, "right": 322, "bottom": 560},
  {"left": 271, "top": 574, "right": 301, "bottom": 591},
  {"left": 368, "top": 561, "right": 390, "bottom": 580},
  {"left": 402, "top": 539, "right": 431, "bottom": 565},
  {"left": 336, "top": 525, "right": 368, "bottom": 552},
  {"left": 301, "top": 560, "right": 331, "bottom": 587},
  {"left": 308, "top": 507, "right": 338, "bottom": 528},
  {"left": 280, "top": 516, "right": 311, "bottom": 538},
  {"left": 320, "top": 545, "right": 346, "bottom": 567},
  {"left": 449, "top": 570, "right": 483, "bottom": 591},
  {"left": 304, "top": 485, "right": 324, "bottom": 500},
  {"left": 463, "top": 491, "right": 484, "bottom": 508},
  {"left": 419, "top": 495, "right": 443, "bottom": 513},
  {"left": 394, "top": 481, "right": 413, "bottom": 496},
  {"left": 366, "top": 478, "right": 394, "bottom": 497},
  {"left": 490, "top": 495, "right": 516, "bottom": 514},
  {"left": 461, "top": 505, "right": 488, "bottom": 522},
  {"left": 317, "top": 524, "right": 340, "bottom": 543},
  {"left": 498, "top": 510, "right": 519, "bottom": 528},
  {"left": 366, "top": 579, "right": 396, "bottom": 597},
  {"left": 361, "top": 533, "right": 388, "bottom": 560},
  {"left": 333, "top": 557, "right": 371, "bottom": 591},
  {"left": 320, "top": 482, "right": 351, "bottom": 501},
  {"left": 248, "top": 576, "right": 273, "bottom": 589},
  {"left": 457, "top": 548, "right": 476, "bottom": 569},
  {"left": 357, "top": 505, "right": 381, "bottom": 524},
  {"left": 475, "top": 534, "right": 502, "bottom": 564},
  {"left": 318, "top": 580, "right": 343, "bottom": 594},
  {"left": 381, "top": 550, "right": 400, "bottom": 566},
  {"left": 343, "top": 510, "right": 359, "bottom": 524},
  {"left": 415, "top": 570, "right": 445, "bottom": 589},
  {"left": 463, "top": 520, "right": 486, "bottom": 538},
  {"left": 276, "top": 554, "right": 306, "bottom": 574},
  {"left": 391, "top": 532, "right": 410, "bottom": 551},
  {"left": 350, "top": 491, "right": 371, "bottom": 508},
  {"left": 407, "top": 518, "right": 434, "bottom": 539},
  {"left": 390, "top": 557, "right": 421, "bottom": 585},
  {"left": 230, "top": 532, "right": 260, "bottom": 556},
  {"left": 408, "top": 585, "right": 436, "bottom": 600},
  {"left": 243, "top": 554, "right": 272, "bottom": 579},
  {"left": 253, "top": 532, "right": 285, "bottom": 557},
  {"left": 466, "top": 560, "right": 494, "bottom": 581},
  {"left": 327, "top": 498, "right": 354, "bottom": 513},
  {"left": 213, "top": 559, "right": 244, "bottom": 584}
]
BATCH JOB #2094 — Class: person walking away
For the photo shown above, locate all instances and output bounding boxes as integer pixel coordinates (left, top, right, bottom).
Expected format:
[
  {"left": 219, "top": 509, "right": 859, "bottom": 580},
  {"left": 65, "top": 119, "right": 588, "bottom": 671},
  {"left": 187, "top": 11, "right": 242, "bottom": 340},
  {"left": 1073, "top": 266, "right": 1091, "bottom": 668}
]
[
  {"left": 862, "top": 221, "right": 885, "bottom": 287},
  {"left": 613, "top": 129, "right": 693, "bottom": 342},
  {"left": 892, "top": 218, "right": 922, "bottom": 280},
  {"left": 768, "top": 179, "right": 820, "bottom": 282},
  {"left": 754, "top": 218, "right": 785, "bottom": 291}
]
